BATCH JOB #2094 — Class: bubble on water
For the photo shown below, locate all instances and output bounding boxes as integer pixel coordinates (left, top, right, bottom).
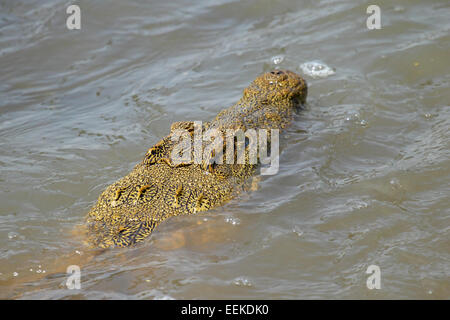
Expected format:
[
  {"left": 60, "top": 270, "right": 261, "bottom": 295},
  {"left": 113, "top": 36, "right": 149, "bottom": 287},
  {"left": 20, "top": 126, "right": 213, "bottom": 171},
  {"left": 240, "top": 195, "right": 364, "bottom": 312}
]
[
  {"left": 347, "top": 199, "right": 369, "bottom": 210},
  {"left": 390, "top": 178, "right": 400, "bottom": 186},
  {"left": 233, "top": 277, "right": 252, "bottom": 287},
  {"left": 75, "top": 250, "right": 82, "bottom": 255},
  {"left": 225, "top": 216, "right": 241, "bottom": 225},
  {"left": 427, "top": 290, "right": 433, "bottom": 295},
  {"left": 300, "top": 61, "right": 335, "bottom": 78},
  {"left": 271, "top": 55, "right": 284, "bottom": 65},
  {"left": 343, "top": 112, "right": 368, "bottom": 127},
  {"left": 8, "top": 232, "right": 18, "bottom": 240},
  {"left": 345, "top": 112, "right": 362, "bottom": 123},
  {"left": 292, "top": 226, "right": 303, "bottom": 237},
  {"left": 13, "top": 272, "right": 18, "bottom": 277}
]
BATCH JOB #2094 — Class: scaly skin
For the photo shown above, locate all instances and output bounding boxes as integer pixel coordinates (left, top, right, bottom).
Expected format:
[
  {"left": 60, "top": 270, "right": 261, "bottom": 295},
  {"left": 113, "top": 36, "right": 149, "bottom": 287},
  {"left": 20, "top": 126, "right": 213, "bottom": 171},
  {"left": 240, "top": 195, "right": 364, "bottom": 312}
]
[{"left": 86, "top": 70, "right": 307, "bottom": 248}]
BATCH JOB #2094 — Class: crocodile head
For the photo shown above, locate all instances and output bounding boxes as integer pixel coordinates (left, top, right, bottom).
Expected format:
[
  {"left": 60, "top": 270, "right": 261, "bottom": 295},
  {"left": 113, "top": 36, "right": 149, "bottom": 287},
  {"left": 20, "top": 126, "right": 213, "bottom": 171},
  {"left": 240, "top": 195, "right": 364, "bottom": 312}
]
[{"left": 243, "top": 69, "right": 307, "bottom": 108}]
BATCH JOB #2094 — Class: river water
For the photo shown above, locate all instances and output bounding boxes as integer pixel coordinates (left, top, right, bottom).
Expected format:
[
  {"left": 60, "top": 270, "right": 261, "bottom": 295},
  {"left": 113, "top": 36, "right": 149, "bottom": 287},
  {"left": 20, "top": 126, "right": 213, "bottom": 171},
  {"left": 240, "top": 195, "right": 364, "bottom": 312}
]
[{"left": 0, "top": 0, "right": 449, "bottom": 299}]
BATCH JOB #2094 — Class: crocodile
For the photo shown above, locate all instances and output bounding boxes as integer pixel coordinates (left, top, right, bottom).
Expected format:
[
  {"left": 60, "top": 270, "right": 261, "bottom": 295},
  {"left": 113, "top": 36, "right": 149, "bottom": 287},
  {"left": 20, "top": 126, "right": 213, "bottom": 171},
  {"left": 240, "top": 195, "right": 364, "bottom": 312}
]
[{"left": 85, "top": 70, "right": 307, "bottom": 248}]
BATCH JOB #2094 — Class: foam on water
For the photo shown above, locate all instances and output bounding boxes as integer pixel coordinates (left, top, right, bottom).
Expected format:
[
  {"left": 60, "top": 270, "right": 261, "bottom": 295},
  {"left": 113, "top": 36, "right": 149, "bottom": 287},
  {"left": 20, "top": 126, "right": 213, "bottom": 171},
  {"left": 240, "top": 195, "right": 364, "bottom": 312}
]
[{"left": 299, "top": 61, "right": 335, "bottom": 78}]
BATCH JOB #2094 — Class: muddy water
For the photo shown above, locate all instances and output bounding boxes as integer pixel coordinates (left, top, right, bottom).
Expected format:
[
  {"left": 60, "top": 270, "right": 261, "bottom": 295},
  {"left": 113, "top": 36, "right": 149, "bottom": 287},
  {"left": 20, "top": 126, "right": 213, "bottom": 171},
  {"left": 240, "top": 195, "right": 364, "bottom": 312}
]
[{"left": 0, "top": 0, "right": 449, "bottom": 299}]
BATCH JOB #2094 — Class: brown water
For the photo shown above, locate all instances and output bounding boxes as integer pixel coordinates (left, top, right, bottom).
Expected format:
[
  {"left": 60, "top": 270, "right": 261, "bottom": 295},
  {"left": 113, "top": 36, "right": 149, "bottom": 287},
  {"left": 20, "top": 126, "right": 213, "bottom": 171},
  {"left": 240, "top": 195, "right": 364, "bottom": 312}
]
[{"left": 0, "top": 0, "right": 449, "bottom": 299}]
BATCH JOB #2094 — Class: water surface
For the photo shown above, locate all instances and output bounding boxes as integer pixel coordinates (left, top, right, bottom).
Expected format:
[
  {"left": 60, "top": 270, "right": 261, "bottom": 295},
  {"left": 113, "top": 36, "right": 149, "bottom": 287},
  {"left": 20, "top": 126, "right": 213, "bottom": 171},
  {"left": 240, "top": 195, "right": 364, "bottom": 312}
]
[{"left": 0, "top": 0, "right": 449, "bottom": 299}]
